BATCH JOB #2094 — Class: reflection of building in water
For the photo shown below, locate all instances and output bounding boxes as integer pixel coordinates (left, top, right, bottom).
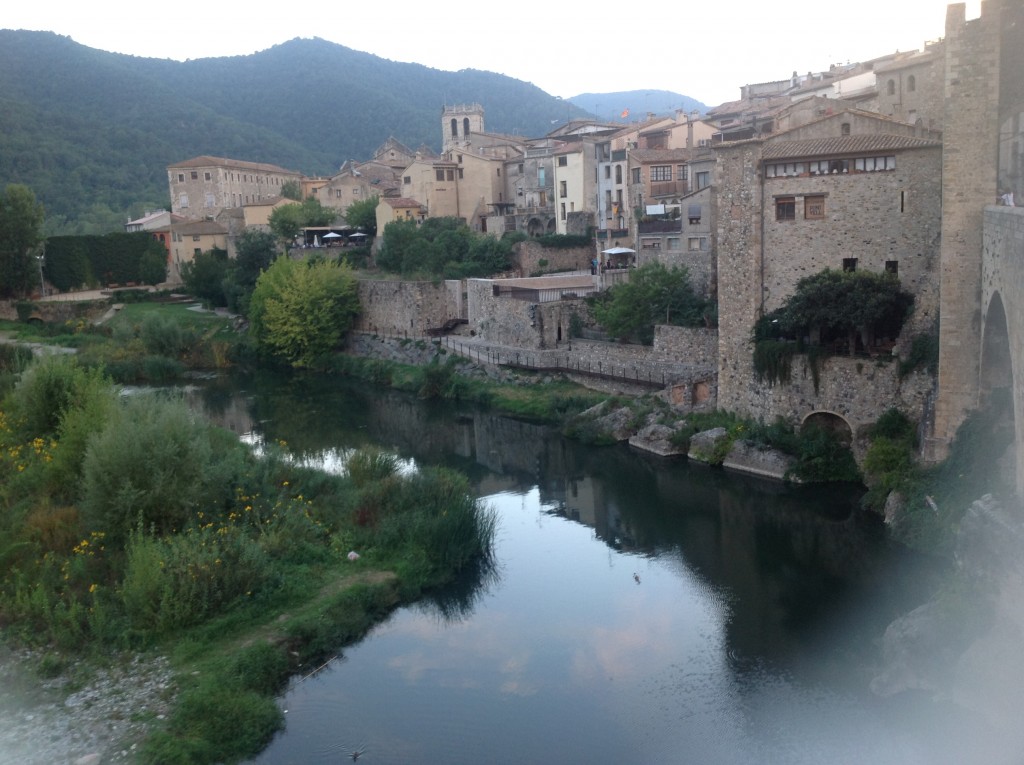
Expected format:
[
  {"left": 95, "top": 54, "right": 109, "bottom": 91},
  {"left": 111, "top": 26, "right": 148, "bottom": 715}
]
[
  {"left": 538, "top": 473, "right": 632, "bottom": 550},
  {"left": 182, "top": 386, "right": 256, "bottom": 437}
]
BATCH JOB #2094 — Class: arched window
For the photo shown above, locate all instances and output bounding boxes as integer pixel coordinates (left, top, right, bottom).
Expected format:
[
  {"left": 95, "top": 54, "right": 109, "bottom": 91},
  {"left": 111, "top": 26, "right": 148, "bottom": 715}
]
[
  {"left": 450, "top": 118, "right": 458, "bottom": 137},
  {"left": 907, "top": 75, "right": 916, "bottom": 92},
  {"left": 887, "top": 79, "right": 896, "bottom": 96},
  {"left": 463, "top": 117, "right": 470, "bottom": 136}
]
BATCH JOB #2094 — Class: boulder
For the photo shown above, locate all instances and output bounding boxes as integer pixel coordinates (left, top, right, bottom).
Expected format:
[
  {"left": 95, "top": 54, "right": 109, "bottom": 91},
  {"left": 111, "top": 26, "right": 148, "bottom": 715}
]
[
  {"left": 688, "top": 427, "right": 730, "bottom": 464},
  {"left": 722, "top": 439, "right": 795, "bottom": 481}
]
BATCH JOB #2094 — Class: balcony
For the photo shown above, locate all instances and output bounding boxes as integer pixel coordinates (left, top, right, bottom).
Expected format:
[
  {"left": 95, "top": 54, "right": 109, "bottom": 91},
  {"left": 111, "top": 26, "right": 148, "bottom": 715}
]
[
  {"left": 650, "top": 180, "right": 687, "bottom": 197},
  {"left": 638, "top": 219, "right": 681, "bottom": 234}
]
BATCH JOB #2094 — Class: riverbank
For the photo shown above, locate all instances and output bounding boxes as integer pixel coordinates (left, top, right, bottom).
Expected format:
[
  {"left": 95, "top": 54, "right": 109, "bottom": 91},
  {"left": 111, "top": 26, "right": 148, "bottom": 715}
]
[{"left": 0, "top": 644, "right": 175, "bottom": 765}]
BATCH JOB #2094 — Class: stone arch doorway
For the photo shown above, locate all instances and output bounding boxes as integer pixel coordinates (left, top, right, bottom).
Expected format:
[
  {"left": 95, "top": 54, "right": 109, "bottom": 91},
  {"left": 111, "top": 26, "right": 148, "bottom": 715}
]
[
  {"left": 527, "top": 217, "right": 544, "bottom": 237},
  {"left": 800, "top": 411, "right": 853, "bottom": 446},
  {"left": 981, "top": 292, "right": 1013, "bottom": 409}
]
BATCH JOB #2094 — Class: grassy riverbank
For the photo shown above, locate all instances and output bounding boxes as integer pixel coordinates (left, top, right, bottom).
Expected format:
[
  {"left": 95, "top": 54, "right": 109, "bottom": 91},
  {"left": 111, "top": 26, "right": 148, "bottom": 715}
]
[{"left": 0, "top": 350, "right": 497, "bottom": 763}]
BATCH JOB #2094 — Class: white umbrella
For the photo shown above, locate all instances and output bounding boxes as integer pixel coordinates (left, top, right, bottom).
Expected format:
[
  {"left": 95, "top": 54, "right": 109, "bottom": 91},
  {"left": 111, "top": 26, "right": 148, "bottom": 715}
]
[
  {"left": 314, "top": 235, "right": 320, "bottom": 247},
  {"left": 322, "top": 232, "right": 342, "bottom": 239},
  {"left": 602, "top": 246, "right": 635, "bottom": 254},
  {"left": 349, "top": 232, "right": 368, "bottom": 239}
]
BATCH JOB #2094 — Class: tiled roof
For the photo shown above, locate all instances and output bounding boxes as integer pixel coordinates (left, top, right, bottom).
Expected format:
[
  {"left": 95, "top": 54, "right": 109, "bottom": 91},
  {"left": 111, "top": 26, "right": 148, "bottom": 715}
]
[
  {"left": 762, "top": 133, "right": 940, "bottom": 159},
  {"left": 384, "top": 197, "right": 423, "bottom": 208},
  {"left": 173, "top": 220, "right": 228, "bottom": 235},
  {"left": 167, "top": 156, "right": 300, "bottom": 175}
]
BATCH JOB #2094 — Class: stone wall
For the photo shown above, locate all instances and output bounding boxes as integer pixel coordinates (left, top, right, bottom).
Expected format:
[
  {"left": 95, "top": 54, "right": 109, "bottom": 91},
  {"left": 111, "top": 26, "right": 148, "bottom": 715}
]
[
  {"left": 0, "top": 299, "right": 110, "bottom": 324},
  {"left": 355, "top": 279, "right": 462, "bottom": 336},
  {"left": 728, "top": 354, "right": 935, "bottom": 459},
  {"left": 513, "top": 240, "right": 592, "bottom": 276}
]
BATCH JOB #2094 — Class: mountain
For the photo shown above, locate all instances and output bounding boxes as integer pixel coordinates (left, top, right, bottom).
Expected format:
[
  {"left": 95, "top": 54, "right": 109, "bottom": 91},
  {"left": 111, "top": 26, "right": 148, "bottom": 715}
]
[
  {"left": 568, "top": 90, "right": 707, "bottom": 123},
  {"left": 0, "top": 31, "right": 595, "bottom": 233}
]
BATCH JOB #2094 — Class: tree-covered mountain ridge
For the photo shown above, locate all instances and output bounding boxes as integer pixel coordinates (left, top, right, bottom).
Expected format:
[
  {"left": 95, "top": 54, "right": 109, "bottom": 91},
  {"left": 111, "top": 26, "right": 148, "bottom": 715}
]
[{"left": 0, "top": 30, "right": 702, "bottom": 234}]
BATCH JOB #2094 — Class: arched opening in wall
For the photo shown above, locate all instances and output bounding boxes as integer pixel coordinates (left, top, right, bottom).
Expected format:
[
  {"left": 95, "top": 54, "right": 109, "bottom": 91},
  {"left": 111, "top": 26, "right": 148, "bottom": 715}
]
[
  {"left": 981, "top": 292, "right": 1014, "bottom": 414},
  {"left": 527, "top": 217, "right": 544, "bottom": 237},
  {"left": 545, "top": 218, "right": 556, "bottom": 234},
  {"left": 692, "top": 381, "right": 711, "bottom": 405},
  {"left": 801, "top": 411, "right": 853, "bottom": 446}
]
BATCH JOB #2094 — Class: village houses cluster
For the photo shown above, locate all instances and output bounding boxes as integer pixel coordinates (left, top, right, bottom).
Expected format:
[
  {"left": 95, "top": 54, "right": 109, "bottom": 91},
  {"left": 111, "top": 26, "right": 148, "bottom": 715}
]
[{"left": 125, "top": 0, "right": 1023, "bottom": 476}]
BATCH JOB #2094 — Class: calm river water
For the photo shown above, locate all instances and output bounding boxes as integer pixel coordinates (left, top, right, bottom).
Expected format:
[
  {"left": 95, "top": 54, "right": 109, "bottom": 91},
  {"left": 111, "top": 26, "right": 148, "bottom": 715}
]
[{"left": 183, "top": 371, "right": 985, "bottom": 765}]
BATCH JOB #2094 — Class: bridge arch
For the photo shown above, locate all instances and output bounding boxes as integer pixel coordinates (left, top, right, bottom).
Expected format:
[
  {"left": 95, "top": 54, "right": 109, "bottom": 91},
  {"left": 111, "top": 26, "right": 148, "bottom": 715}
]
[
  {"left": 981, "top": 291, "right": 1013, "bottom": 408},
  {"left": 800, "top": 410, "right": 854, "bottom": 446}
]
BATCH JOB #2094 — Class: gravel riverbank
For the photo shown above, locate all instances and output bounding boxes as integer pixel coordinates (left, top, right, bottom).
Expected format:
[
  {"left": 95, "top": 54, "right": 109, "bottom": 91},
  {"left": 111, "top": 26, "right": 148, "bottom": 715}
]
[{"left": 0, "top": 645, "right": 176, "bottom": 765}]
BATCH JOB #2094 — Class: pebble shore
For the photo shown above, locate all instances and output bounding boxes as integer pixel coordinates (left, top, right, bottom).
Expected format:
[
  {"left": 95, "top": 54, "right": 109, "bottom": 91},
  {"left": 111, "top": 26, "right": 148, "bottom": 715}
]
[{"left": 0, "top": 645, "right": 176, "bottom": 765}]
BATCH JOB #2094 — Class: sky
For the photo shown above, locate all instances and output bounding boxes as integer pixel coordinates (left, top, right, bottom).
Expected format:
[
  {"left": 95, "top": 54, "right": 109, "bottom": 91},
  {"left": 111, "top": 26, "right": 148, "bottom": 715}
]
[{"left": 5, "top": 0, "right": 980, "bottom": 108}]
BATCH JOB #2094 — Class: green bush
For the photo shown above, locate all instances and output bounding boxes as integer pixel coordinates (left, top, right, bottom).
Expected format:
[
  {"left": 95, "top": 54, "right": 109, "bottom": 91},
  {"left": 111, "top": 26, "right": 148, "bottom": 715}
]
[
  {"left": 80, "top": 395, "right": 247, "bottom": 546},
  {"left": 788, "top": 423, "right": 861, "bottom": 483},
  {"left": 345, "top": 448, "right": 400, "bottom": 489},
  {"left": 121, "top": 525, "right": 271, "bottom": 634},
  {"left": 5, "top": 355, "right": 111, "bottom": 440}
]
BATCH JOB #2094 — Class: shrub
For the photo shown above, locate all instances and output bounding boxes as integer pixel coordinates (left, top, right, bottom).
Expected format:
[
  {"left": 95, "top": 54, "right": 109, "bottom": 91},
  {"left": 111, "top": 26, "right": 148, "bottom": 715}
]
[
  {"left": 346, "top": 448, "right": 400, "bottom": 489},
  {"left": 80, "top": 395, "right": 247, "bottom": 546},
  {"left": 788, "top": 423, "right": 861, "bottom": 483}
]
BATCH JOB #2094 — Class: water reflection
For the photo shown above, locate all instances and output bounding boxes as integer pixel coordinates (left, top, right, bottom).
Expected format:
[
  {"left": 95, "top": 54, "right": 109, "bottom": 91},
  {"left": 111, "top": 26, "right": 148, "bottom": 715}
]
[{"left": 181, "top": 371, "right": 957, "bottom": 765}]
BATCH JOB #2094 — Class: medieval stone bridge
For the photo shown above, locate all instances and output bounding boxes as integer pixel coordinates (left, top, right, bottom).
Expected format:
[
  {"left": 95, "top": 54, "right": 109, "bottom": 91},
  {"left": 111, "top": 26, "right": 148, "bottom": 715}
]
[{"left": 979, "top": 207, "right": 1024, "bottom": 498}]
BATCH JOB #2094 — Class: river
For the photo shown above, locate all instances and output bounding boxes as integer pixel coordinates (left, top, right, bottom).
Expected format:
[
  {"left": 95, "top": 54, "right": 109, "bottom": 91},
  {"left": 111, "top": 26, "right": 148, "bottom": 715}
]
[{"left": 181, "top": 371, "right": 991, "bottom": 765}]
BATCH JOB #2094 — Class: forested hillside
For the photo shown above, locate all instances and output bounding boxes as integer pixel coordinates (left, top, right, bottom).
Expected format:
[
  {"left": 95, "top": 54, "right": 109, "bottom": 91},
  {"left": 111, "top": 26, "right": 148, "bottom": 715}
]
[{"left": 0, "top": 32, "right": 594, "bottom": 234}]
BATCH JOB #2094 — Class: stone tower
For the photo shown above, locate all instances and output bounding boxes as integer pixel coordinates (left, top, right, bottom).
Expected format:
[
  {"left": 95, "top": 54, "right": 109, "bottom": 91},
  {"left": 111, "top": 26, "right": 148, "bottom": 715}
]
[
  {"left": 442, "top": 104, "right": 484, "bottom": 153},
  {"left": 927, "top": 0, "right": 1006, "bottom": 462}
]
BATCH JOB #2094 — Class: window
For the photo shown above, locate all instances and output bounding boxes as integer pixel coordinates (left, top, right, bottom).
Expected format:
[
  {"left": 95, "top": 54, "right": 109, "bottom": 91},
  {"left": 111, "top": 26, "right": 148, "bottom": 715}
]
[
  {"left": 177, "top": 173, "right": 185, "bottom": 183},
  {"left": 191, "top": 171, "right": 198, "bottom": 180},
  {"left": 841, "top": 122, "right": 851, "bottom": 136},
  {"left": 804, "top": 195, "right": 825, "bottom": 219},
  {"left": 450, "top": 118, "right": 458, "bottom": 137},
  {"left": 887, "top": 79, "right": 896, "bottom": 96},
  {"left": 907, "top": 75, "right": 916, "bottom": 92},
  {"left": 336, "top": 189, "right": 342, "bottom": 198},
  {"left": 193, "top": 235, "right": 201, "bottom": 242},
  {"left": 457, "top": 154, "right": 463, "bottom": 164},
  {"left": 632, "top": 168, "right": 641, "bottom": 184},
  {"left": 446, "top": 169, "right": 454, "bottom": 181},
  {"left": 605, "top": 190, "right": 613, "bottom": 209},
  {"left": 463, "top": 117, "right": 470, "bottom": 136},
  {"left": 205, "top": 193, "right": 215, "bottom": 207},
  {"left": 436, "top": 169, "right": 445, "bottom": 181},
  {"left": 843, "top": 258, "right": 858, "bottom": 272},
  {"left": 688, "top": 205, "right": 702, "bottom": 224},
  {"left": 194, "top": 248, "right": 201, "bottom": 257},
  {"left": 766, "top": 162, "right": 806, "bottom": 177},
  {"left": 776, "top": 197, "right": 796, "bottom": 220},
  {"left": 496, "top": 168, "right": 500, "bottom": 177},
  {"left": 885, "top": 260, "right": 899, "bottom": 276},
  {"left": 179, "top": 193, "right": 188, "bottom": 209},
  {"left": 651, "top": 166, "right": 672, "bottom": 182},
  {"left": 615, "top": 165, "right": 622, "bottom": 184},
  {"left": 688, "top": 237, "right": 707, "bottom": 251},
  {"left": 558, "top": 156, "right": 568, "bottom": 167},
  {"left": 560, "top": 203, "right": 566, "bottom": 220},
  {"left": 678, "top": 165, "right": 688, "bottom": 181},
  {"left": 559, "top": 181, "right": 567, "bottom": 198},
  {"left": 404, "top": 176, "right": 411, "bottom": 185},
  {"left": 353, "top": 188, "right": 360, "bottom": 196},
  {"left": 605, "top": 166, "right": 611, "bottom": 179},
  {"left": 667, "top": 238, "right": 681, "bottom": 251},
  {"left": 538, "top": 167, "right": 546, "bottom": 185},
  {"left": 518, "top": 163, "right": 524, "bottom": 174},
  {"left": 459, "top": 168, "right": 464, "bottom": 179},
  {"left": 853, "top": 156, "right": 896, "bottom": 172},
  {"left": 204, "top": 172, "right": 211, "bottom": 181},
  {"left": 695, "top": 171, "right": 710, "bottom": 189}
]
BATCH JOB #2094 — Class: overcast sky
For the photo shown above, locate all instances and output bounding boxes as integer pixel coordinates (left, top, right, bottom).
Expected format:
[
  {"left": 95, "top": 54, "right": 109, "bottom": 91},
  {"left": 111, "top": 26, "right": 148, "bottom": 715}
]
[{"left": 6, "top": 0, "right": 978, "bottom": 107}]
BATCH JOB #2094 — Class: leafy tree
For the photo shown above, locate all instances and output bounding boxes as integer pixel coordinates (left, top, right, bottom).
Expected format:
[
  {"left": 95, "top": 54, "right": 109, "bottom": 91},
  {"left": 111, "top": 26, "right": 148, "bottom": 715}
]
[
  {"left": 280, "top": 180, "right": 302, "bottom": 201},
  {"left": 376, "top": 219, "right": 419, "bottom": 273},
  {"left": 181, "top": 249, "right": 231, "bottom": 306},
  {"left": 345, "top": 195, "right": 379, "bottom": 235},
  {"left": 268, "top": 204, "right": 306, "bottom": 244},
  {"left": 248, "top": 256, "right": 360, "bottom": 368},
  {"left": 0, "top": 184, "right": 45, "bottom": 298},
  {"left": 376, "top": 217, "right": 512, "bottom": 278},
  {"left": 139, "top": 240, "right": 168, "bottom": 285},
  {"left": 233, "top": 230, "right": 279, "bottom": 289},
  {"left": 589, "top": 262, "right": 712, "bottom": 344},
  {"left": 268, "top": 198, "right": 338, "bottom": 243}
]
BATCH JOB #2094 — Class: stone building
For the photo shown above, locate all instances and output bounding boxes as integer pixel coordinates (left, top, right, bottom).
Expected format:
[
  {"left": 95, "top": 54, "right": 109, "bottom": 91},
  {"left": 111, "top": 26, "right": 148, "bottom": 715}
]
[
  {"left": 714, "top": 108, "right": 943, "bottom": 434},
  {"left": 167, "top": 156, "right": 302, "bottom": 220}
]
